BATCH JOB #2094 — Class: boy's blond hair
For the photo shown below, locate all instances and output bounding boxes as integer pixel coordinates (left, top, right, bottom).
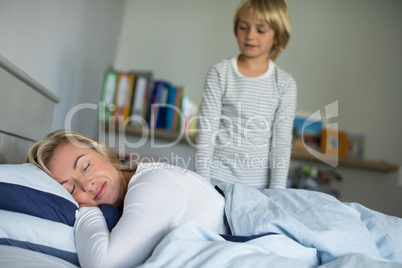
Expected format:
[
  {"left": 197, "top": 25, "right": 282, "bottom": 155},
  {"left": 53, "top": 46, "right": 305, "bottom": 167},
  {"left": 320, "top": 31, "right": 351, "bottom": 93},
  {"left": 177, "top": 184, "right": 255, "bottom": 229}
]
[{"left": 233, "top": 0, "right": 291, "bottom": 61}]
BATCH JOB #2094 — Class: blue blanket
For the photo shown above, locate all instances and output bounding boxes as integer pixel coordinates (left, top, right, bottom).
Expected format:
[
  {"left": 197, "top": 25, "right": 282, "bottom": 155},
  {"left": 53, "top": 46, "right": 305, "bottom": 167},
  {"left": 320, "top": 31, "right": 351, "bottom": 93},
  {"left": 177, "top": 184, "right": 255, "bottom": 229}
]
[{"left": 140, "top": 183, "right": 402, "bottom": 268}]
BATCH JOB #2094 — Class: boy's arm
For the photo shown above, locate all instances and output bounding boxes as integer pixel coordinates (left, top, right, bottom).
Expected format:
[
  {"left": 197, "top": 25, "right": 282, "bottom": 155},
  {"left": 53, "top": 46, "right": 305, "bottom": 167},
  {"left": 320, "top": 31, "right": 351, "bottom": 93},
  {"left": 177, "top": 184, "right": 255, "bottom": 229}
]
[
  {"left": 195, "top": 67, "right": 223, "bottom": 181},
  {"left": 269, "top": 76, "right": 297, "bottom": 189}
]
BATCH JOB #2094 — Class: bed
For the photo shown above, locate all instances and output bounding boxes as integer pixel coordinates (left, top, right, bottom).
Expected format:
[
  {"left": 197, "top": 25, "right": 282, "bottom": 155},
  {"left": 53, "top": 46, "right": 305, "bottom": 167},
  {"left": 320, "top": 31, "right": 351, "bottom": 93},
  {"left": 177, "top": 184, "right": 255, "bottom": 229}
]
[
  {"left": 1, "top": 54, "right": 402, "bottom": 268},
  {"left": 0, "top": 54, "right": 79, "bottom": 267}
]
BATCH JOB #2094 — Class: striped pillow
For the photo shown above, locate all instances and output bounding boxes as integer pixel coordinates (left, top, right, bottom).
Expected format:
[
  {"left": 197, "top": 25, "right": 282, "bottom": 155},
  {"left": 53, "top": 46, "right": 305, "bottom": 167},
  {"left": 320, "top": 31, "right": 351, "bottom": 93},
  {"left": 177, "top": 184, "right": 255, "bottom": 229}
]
[{"left": 0, "top": 164, "right": 79, "bottom": 265}]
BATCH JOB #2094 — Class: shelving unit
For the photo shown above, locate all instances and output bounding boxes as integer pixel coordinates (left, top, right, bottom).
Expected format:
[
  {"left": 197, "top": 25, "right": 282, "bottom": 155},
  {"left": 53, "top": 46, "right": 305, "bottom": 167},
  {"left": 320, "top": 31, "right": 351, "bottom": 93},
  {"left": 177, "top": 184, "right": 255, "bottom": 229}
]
[
  {"left": 105, "top": 124, "right": 399, "bottom": 173},
  {"left": 291, "top": 147, "right": 398, "bottom": 172}
]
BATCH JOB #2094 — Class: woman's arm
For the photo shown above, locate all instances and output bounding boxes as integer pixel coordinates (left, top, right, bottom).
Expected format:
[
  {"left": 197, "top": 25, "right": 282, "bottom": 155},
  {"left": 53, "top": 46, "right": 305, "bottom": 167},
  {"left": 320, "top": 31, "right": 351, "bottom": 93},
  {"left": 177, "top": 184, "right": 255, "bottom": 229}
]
[
  {"left": 269, "top": 75, "right": 297, "bottom": 189},
  {"left": 74, "top": 169, "right": 185, "bottom": 268},
  {"left": 195, "top": 67, "right": 224, "bottom": 181}
]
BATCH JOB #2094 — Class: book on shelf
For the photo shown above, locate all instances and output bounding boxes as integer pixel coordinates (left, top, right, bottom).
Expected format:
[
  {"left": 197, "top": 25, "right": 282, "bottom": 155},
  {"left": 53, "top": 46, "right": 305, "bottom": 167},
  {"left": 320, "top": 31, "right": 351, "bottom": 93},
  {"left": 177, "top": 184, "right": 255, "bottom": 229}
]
[
  {"left": 99, "top": 70, "right": 119, "bottom": 123},
  {"left": 147, "top": 81, "right": 165, "bottom": 129},
  {"left": 148, "top": 81, "right": 188, "bottom": 132},
  {"left": 129, "top": 71, "right": 153, "bottom": 126},
  {"left": 147, "top": 80, "right": 177, "bottom": 130},
  {"left": 181, "top": 96, "right": 199, "bottom": 135},
  {"left": 155, "top": 83, "right": 169, "bottom": 129},
  {"left": 113, "top": 72, "right": 135, "bottom": 124},
  {"left": 146, "top": 81, "right": 198, "bottom": 134},
  {"left": 99, "top": 68, "right": 198, "bottom": 135},
  {"left": 172, "top": 86, "right": 183, "bottom": 132},
  {"left": 164, "top": 82, "right": 181, "bottom": 131}
]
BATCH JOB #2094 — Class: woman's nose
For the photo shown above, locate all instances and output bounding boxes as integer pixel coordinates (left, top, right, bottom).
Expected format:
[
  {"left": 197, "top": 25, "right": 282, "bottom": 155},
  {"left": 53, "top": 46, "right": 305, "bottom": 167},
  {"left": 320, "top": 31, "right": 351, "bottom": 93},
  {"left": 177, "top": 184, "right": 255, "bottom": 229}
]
[{"left": 82, "top": 178, "right": 95, "bottom": 192}]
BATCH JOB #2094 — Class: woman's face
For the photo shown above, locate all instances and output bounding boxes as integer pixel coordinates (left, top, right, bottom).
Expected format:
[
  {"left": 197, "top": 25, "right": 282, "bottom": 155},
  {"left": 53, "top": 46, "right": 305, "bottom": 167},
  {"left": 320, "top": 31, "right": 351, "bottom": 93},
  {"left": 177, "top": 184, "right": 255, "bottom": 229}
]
[{"left": 47, "top": 142, "right": 126, "bottom": 208}]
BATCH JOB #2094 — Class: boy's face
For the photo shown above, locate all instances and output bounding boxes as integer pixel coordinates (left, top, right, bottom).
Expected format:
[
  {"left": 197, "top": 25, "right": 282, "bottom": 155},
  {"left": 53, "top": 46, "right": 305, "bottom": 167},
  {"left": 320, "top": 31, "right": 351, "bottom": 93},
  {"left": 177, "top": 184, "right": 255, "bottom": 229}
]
[{"left": 236, "top": 10, "right": 276, "bottom": 60}]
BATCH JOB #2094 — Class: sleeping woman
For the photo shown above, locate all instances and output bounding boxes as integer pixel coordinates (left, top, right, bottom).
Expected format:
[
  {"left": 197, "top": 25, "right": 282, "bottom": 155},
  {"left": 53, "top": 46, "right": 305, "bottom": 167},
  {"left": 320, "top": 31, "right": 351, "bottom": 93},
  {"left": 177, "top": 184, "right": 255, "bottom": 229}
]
[
  {"left": 28, "top": 130, "right": 226, "bottom": 267},
  {"left": 28, "top": 130, "right": 402, "bottom": 267}
]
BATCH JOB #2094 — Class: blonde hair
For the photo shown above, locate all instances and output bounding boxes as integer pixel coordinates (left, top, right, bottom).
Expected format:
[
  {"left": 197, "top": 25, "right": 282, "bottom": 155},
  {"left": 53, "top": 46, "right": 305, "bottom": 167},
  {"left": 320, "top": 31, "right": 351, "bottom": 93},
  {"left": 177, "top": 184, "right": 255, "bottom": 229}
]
[
  {"left": 233, "top": 0, "right": 291, "bottom": 61},
  {"left": 28, "top": 130, "right": 135, "bottom": 176}
]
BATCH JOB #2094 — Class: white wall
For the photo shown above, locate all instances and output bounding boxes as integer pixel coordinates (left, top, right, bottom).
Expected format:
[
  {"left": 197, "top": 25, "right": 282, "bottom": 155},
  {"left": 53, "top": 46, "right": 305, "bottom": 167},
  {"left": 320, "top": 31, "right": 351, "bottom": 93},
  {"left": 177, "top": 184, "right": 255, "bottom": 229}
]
[
  {"left": 282, "top": 0, "right": 402, "bottom": 164},
  {"left": 115, "top": 0, "right": 402, "bottom": 216},
  {"left": 0, "top": 0, "right": 125, "bottom": 138},
  {"left": 115, "top": 0, "right": 402, "bottom": 164},
  {"left": 114, "top": 0, "right": 239, "bottom": 101}
]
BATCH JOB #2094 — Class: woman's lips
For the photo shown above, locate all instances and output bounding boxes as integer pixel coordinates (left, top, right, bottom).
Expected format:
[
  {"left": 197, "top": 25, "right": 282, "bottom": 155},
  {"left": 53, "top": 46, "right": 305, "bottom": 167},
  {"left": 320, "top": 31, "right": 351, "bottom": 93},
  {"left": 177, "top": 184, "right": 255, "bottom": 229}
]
[{"left": 94, "top": 182, "right": 106, "bottom": 200}]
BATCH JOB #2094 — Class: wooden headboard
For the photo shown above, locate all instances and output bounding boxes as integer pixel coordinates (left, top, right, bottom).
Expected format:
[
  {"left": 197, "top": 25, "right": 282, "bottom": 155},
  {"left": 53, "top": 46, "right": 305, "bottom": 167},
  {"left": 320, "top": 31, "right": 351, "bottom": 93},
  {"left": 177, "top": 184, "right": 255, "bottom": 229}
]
[{"left": 0, "top": 55, "right": 59, "bottom": 164}]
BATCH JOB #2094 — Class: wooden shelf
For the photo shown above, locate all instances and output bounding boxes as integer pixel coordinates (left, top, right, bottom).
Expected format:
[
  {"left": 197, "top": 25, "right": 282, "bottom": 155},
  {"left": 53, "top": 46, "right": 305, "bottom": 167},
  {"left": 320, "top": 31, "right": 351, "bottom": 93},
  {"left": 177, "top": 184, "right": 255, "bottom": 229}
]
[
  {"left": 104, "top": 124, "right": 197, "bottom": 144},
  {"left": 104, "top": 124, "right": 398, "bottom": 172},
  {"left": 291, "top": 148, "right": 398, "bottom": 172}
]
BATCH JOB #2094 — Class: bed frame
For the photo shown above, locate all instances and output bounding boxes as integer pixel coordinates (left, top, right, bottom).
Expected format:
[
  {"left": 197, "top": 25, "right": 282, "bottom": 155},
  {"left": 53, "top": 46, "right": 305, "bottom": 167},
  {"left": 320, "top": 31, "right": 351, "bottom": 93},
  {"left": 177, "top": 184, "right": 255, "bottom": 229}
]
[{"left": 0, "top": 54, "right": 59, "bottom": 164}]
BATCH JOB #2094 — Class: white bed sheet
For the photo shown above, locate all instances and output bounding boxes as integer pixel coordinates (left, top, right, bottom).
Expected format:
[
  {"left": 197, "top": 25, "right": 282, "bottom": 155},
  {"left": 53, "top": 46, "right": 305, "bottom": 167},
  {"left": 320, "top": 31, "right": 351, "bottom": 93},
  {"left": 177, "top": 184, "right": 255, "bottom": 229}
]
[{"left": 0, "top": 245, "right": 79, "bottom": 268}]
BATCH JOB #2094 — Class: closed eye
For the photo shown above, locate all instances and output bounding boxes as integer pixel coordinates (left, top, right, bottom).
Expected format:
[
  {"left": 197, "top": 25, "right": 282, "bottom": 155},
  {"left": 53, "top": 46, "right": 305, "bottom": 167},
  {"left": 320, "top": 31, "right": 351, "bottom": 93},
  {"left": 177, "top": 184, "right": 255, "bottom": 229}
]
[
  {"left": 83, "top": 163, "right": 90, "bottom": 172},
  {"left": 70, "top": 184, "right": 76, "bottom": 195},
  {"left": 60, "top": 180, "right": 75, "bottom": 195}
]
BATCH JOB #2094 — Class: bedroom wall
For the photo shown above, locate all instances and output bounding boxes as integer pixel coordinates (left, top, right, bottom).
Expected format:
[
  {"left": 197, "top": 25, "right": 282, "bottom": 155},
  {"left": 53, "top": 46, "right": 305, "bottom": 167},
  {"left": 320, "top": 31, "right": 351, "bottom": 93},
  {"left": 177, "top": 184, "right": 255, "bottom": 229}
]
[
  {"left": 115, "top": 0, "right": 402, "bottom": 164},
  {"left": 0, "top": 0, "right": 401, "bottom": 216},
  {"left": 114, "top": 0, "right": 402, "bottom": 216},
  {"left": 0, "top": 0, "right": 125, "bottom": 138}
]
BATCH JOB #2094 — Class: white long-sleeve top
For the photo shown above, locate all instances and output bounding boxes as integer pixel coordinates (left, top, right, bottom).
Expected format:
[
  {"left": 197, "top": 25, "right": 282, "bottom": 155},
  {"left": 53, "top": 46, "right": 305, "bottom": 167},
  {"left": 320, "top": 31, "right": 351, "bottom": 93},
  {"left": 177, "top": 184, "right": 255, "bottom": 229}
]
[
  {"left": 196, "top": 56, "right": 297, "bottom": 189},
  {"left": 74, "top": 163, "right": 225, "bottom": 268}
]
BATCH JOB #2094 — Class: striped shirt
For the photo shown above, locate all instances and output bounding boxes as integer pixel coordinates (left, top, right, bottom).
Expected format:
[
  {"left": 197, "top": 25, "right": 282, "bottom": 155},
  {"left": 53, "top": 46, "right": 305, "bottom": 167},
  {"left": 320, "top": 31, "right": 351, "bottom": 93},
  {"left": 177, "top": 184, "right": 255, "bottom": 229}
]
[{"left": 196, "top": 56, "right": 297, "bottom": 189}]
